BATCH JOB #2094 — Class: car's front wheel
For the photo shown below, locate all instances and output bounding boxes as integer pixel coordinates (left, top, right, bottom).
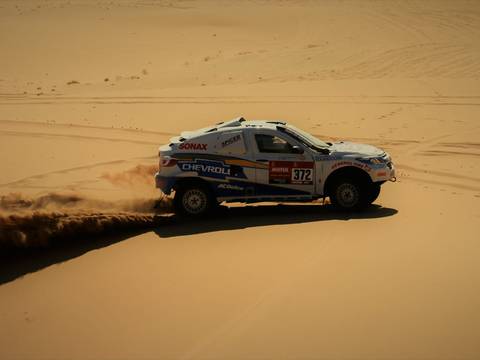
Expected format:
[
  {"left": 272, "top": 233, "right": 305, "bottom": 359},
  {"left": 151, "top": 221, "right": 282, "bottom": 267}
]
[
  {"left": 366, "top": 182, "right": 381, "bottom": 204},
  {"left": 329, "top": 177, "right": 371, "bottom": 211},
  {"left": 174, "top": 184, "right": 214, "bottom": 216}
]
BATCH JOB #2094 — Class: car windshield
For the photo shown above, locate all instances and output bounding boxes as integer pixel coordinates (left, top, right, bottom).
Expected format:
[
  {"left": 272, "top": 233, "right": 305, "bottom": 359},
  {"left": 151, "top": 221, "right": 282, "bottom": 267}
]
[{"left": 283, "top": 125, "right": 330, "bottom": 149}]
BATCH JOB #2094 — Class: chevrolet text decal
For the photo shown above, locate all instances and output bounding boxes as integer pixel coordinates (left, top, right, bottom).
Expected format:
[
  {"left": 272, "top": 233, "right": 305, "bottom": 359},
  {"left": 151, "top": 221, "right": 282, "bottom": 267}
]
[
  {"left": 178, "top": 142, "right": 208, "bottom": 150},
  {"left": 178, "top": 159, "right": 247, "bottom": 179}
]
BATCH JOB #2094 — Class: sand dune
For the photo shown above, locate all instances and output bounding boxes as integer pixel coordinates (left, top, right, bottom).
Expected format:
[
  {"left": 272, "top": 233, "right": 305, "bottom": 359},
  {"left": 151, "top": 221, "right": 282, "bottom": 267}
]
[{"left": 0, "top": 0, "right": 479, "bottom": 359}]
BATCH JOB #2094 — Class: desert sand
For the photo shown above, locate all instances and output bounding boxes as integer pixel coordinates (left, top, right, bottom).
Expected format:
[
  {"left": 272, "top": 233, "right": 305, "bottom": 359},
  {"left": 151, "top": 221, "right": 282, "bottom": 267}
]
[{"left": 0, "top": 0, "right": 479, "bottom": 359}]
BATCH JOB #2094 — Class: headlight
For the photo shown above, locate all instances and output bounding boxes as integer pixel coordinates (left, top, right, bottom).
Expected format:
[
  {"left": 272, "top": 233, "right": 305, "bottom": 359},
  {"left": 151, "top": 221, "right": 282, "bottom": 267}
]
[
  {"left": 370, "top": 158, "right": 384, "bottom": 164},
  {"left": 356, "top": 157, "right": 385, "bottom": 165}
]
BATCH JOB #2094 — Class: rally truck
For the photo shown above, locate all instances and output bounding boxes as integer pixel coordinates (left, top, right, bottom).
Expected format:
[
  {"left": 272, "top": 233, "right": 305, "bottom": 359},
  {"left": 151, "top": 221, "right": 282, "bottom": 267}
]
[{"left": 155, "top": 117, "right": 396, "bottom": 216}]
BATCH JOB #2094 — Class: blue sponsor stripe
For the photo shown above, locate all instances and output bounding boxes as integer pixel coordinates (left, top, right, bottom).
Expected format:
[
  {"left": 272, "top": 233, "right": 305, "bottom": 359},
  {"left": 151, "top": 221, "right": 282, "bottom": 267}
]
[{"left": 211, "top": 179, "right": 310, "bottom": 198}]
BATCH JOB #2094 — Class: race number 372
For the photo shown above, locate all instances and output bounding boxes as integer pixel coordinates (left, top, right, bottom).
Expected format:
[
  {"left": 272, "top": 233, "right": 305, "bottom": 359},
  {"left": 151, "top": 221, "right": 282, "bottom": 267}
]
[{"left": 291, "top": 168, "right": 312, "bottom": 184}]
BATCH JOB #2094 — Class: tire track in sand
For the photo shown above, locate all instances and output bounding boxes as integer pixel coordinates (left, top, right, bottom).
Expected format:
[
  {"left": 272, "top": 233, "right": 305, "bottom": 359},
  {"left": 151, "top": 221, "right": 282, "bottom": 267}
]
[
  {"left": 1, "top": 95, "right": 480, "bottom": 106},
  {"left": 0, "top": 160, "right": 129, "bottom": 188},
  {"left": 0, "top": 129, "right": 161, "bottom": 146},
  {"left": 0, "top": 119, "right": 175, "bottom": 137}
]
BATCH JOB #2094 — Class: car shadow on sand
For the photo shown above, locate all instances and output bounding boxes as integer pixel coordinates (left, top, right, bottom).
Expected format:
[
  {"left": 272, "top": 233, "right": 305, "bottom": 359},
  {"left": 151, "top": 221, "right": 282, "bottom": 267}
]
[
  {"left": 0, "top": 204, "right": 397, "bottom": 285},
  {"left": 154, "top": 203, "right": 398, "bottom": 238}
]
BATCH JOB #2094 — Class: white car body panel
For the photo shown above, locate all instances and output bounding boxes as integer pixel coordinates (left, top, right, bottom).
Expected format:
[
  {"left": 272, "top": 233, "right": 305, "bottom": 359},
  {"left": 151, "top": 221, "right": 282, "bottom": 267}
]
[{"left": 155, "top": 118, "right": 396, "bottom": 202}]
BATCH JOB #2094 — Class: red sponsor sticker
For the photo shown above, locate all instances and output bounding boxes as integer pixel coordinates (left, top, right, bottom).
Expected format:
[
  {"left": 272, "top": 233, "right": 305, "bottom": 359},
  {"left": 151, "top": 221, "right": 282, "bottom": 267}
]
[
  {"left": 269, "top": 161, "right": 314, "bottom": 185},
  {"left": 331, "top": 161, "right": 372, "bottom": 172},
  {"left": 179, "top": 143, "right": 208, "bottom": 151}
]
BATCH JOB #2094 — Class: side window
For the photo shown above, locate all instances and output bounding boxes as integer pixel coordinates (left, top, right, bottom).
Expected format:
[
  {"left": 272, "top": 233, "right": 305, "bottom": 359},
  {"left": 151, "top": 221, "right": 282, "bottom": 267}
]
[{"left": 255, "top": 134, "right": 296, "bottom": 153}]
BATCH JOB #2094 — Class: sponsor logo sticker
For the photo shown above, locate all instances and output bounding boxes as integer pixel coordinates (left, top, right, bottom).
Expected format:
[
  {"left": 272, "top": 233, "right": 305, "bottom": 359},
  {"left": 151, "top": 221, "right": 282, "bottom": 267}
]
[
  {"left": 217, "top": 183, "right": 244, "bottom": 191},
  {"left": 178, "top": 159, "right": 247, "bottom": 179},
  {"left": 331, "top": 161, "right": 372, "bottom": 172},
  {"left": 221, "top": 134, "right": 241, "bottom": 148},
  {"left": 269, "top": 161, "right": 314, "bottom": 185},
  {"left": 178, "top": 142, "right": 208, "bottom": 151}
]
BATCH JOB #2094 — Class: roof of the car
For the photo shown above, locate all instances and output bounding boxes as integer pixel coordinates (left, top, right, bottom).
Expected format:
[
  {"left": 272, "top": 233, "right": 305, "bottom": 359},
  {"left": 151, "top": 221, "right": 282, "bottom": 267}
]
[{"left": 179, "top": 117, "right": 287, "bottom": 139}]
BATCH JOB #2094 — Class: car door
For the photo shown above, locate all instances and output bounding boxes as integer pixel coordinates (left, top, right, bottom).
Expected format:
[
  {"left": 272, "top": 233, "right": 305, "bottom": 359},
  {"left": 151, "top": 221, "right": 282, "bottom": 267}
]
[
  {"left": 248, "top": 129, "right": 315, "bottom": 198},
  {"left": 210, "top": 129, "right": 257, "bottom": 199}
]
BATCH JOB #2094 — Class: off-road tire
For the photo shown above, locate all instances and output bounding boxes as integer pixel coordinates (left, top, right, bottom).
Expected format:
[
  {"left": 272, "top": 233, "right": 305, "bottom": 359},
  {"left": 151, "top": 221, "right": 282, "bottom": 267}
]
[
  {"left": 174, "top": 183, "right": 214, "bottom": 217},
  {"left": 366, "top": 182, "right": 381, "bottom": 204},
  {"left": 329, "top": 177, "right": 370, "bottom": 211}
]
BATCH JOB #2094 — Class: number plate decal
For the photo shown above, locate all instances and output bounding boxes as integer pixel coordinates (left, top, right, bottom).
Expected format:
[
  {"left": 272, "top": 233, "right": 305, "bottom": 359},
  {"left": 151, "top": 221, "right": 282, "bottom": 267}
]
[
  {"left": 291, "top": 168, "right": 313, "bottom": 184},
  {"left": 269, "top": 161, "right": 314, "bottom": 185}
]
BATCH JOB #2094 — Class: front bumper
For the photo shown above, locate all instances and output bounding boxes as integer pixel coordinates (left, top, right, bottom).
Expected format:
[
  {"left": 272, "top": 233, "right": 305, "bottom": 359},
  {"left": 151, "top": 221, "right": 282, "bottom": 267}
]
[
  {"left": 388, "top": 161, "right": 396, "bottom": 181},
  {"left": 154, "top": 173, "right": 176, "bottom": 195},
  {"left": 373, "top": 161, "right": 396, "bottom": 182}
]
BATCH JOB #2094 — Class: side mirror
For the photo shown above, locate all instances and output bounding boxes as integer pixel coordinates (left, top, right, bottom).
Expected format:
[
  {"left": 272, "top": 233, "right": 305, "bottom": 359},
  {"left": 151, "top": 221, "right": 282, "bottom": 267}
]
[{"left": 291, "top": 145, "right": 304, "bottom": 154}]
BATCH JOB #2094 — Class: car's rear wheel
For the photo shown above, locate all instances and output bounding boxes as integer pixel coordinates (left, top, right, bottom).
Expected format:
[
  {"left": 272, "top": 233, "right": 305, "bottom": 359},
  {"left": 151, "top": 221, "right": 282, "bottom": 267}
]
[
  {"left": 174, "top": 184, "right": 214, "bottom": 216},
  {"left": 329, "top": 177, "right": 369, "bottom": 211}
]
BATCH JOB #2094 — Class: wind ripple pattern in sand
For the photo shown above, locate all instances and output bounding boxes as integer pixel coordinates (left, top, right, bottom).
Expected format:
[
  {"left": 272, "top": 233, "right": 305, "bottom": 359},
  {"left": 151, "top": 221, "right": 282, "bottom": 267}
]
[
  {"left": 317, "top": 43, "right": 480, "bottom": 80},
  {"left": 1, "top": 94, "right": 480, "bottom": 106}
]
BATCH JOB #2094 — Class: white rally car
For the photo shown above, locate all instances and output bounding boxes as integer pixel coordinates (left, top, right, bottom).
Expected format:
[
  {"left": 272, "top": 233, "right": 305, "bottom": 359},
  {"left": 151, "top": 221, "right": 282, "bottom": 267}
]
[{"left": 155, "top": 117, "right": 396, "bottom": 215}]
